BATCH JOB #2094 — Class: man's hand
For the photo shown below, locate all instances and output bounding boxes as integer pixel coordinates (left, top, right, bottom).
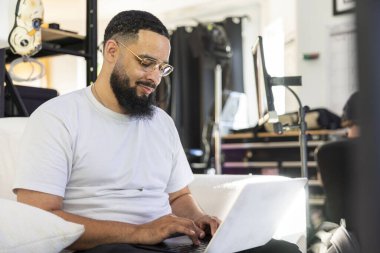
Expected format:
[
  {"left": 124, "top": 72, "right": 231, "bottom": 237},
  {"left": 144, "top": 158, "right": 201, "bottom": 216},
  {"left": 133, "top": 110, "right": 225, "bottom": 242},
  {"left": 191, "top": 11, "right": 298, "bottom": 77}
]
[
  {"left": 134, "top": 214, "right": 205, "bottom": 245},
  {"left": 194, "top": 215, "right": 221, "bottom": 236},
  {"left": 169, "top": 186, "right": 222, "bottom": 239}
]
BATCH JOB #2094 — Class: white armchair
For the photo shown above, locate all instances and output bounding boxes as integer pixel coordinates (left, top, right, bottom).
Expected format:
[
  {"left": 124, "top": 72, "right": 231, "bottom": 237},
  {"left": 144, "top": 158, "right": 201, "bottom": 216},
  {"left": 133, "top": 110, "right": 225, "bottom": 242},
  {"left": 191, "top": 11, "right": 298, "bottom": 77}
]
[{"left": 0, "top": 117, "right": 306, "bottom": 253}]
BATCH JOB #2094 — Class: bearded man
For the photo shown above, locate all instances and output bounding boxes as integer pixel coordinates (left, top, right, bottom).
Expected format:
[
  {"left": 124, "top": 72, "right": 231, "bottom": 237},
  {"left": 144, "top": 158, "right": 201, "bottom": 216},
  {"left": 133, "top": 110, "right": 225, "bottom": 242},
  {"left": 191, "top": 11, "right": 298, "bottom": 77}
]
[{"left": 14, "top": 10, "right": 220, "bottom": 251}]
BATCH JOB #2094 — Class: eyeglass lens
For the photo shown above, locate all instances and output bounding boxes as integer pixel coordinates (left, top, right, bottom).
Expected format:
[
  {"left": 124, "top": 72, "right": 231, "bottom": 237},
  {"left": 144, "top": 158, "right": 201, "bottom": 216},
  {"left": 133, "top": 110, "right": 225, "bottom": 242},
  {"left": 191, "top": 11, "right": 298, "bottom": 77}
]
[{"left": 139, "top": 58, "right": 173, "bottom": 76}]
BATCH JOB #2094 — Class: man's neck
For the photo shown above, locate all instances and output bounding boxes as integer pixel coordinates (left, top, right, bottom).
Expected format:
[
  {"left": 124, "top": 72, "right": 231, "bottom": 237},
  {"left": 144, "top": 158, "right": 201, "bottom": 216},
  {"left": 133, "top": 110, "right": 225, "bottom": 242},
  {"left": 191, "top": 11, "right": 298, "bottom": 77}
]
[{"left": 92, "top": 78, "right": 126, "bottom": 114}]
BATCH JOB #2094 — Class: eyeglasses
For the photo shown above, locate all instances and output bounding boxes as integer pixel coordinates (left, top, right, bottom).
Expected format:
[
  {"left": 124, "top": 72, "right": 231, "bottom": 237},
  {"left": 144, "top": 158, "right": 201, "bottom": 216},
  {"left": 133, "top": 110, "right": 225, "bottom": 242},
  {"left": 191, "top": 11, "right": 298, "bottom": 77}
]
[{"left": 117, "top": 41, "right": 174, "bottom": 77}]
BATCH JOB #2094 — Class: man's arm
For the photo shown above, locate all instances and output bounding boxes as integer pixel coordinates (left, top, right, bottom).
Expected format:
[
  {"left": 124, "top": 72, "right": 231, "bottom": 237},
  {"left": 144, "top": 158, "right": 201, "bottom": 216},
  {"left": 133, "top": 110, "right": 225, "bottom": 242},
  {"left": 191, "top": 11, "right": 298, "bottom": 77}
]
[
  {"left": 169, "top": 186, "right": 221, "bottom": 236},
  {"left": 17, "top": 189, "right": 205, "bottom": 250}
]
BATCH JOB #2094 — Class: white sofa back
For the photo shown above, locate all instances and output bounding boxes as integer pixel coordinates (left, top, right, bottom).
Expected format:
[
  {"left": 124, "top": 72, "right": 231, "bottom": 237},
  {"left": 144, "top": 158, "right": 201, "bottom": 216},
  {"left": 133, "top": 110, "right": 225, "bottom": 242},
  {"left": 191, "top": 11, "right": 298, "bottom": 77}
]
[{"left": 0, "top": 117, "right": 28, "bottom": 200}]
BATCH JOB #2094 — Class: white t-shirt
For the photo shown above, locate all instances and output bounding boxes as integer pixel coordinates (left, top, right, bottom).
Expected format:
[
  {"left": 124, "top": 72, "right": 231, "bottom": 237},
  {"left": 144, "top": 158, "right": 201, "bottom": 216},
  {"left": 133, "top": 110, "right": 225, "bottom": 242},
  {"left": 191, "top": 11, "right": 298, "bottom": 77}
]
[{"left": 14, "top": 86, "right": 194, "bottom": 224}]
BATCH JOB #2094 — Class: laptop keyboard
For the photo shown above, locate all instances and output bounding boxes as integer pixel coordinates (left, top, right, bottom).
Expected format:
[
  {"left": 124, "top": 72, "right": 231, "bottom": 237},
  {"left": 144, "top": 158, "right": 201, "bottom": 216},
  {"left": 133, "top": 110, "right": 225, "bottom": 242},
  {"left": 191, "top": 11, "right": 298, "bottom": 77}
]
[
  {"left": 134, "top": 234, "right": 211, "bottom": 253},
  {"left": 161, "top": 239, "right": 209, "bottom": 253}
]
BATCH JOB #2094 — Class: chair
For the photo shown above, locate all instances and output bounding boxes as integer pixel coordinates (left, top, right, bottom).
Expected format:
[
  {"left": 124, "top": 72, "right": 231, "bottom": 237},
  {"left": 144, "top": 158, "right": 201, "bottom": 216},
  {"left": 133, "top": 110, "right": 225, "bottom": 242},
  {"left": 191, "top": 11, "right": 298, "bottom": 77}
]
[
  {"left": 5, "top": 85, "right": 58, "bottom": 117},
  {"left": 315, "top": 139, "right": 358, "bottom": 227}
]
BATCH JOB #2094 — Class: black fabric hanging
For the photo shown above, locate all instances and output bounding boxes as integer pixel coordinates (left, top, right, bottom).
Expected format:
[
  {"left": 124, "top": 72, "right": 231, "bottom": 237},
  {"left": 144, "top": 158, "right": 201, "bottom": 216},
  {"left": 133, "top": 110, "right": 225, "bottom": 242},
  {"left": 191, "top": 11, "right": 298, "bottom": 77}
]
[
  {"left": 223, "top": 17, "right": 244, "bottom": 93},
  {"left": 169, "top": 27, "right": 202, "bottom": 151},
  {"left": 168, "top": 18, "right": 244, "bottom": 158}
]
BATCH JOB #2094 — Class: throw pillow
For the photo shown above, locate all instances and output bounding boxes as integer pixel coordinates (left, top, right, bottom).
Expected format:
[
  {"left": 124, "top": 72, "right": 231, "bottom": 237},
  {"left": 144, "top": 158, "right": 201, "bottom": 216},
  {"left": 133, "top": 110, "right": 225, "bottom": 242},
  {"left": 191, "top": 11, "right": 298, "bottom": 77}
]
[{"left": 0, "top": 198, "right": 84, "bottom": 253}]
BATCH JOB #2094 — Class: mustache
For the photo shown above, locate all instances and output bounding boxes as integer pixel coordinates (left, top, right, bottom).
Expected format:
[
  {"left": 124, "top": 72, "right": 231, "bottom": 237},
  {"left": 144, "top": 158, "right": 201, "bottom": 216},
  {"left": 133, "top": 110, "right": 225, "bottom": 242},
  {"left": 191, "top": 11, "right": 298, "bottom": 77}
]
[{"left": 136, "top": 81, "right": 157, "bottom": 90}]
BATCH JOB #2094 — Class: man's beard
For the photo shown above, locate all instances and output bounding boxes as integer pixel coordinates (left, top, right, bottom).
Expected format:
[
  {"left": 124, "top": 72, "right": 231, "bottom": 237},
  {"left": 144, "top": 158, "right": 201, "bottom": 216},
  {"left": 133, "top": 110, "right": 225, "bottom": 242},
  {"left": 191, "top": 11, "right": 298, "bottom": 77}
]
[{"left": 110, "top": 65, "right": 156, "bottom": 120}]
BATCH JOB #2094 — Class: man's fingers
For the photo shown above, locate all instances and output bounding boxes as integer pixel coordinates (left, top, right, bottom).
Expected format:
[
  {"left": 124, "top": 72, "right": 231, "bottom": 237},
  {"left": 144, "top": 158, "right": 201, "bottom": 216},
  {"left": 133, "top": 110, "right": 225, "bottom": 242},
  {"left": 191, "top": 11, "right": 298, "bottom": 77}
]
[
  {"left": 209, "top": 217, "right": 220, "bottom": 236},
  {"left": 167, "top": 217, "right": 204, "bottom": 245},
  {"left": 196, "top": 216, "right": 221, "bottom": 236},
  {"left": 194, "top": 224, "right": 205, "bottom": 239},
  {"left": 171, "top": 225, "right": 201, "bottom": 245}
]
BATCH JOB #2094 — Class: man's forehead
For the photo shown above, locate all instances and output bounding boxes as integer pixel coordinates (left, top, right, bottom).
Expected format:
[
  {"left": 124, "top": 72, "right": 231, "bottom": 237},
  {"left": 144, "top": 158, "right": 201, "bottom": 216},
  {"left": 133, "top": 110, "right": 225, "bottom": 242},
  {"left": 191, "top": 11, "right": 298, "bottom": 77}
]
[
  {"left": 133, "top": 30, "right": 171, "bottom": 60},
  {"left": 136, "top": 30, "right": 169, "bottom": 42}
]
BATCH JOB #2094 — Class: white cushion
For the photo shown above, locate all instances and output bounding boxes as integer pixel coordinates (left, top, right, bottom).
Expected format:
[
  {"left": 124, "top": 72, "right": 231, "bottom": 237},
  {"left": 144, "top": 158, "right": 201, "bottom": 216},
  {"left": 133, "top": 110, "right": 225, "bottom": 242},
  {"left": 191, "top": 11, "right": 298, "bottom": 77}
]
[
  {"left": 0, "top": 198, "right": 84, "bottom": 253},
  {"left": 0, "top": 117, "right": 28, "bottom": 200}
]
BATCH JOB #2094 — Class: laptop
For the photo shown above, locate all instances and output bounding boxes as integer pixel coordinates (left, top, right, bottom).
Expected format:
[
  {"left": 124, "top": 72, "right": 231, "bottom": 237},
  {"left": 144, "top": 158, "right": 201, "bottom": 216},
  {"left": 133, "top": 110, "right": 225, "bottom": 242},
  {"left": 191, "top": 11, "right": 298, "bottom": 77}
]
[{"left": 135, "top": 177, "right": 307, "bottom": 253}]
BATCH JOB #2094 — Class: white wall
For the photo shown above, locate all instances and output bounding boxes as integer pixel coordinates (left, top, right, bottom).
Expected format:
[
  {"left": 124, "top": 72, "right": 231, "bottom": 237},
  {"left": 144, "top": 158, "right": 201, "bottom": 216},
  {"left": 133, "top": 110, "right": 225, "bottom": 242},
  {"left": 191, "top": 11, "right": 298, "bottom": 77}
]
[
  {"left": 260, "top": 0, "right": 297, "bottom": 37},
  {"left": 258, "top": 0, "right": 356, "bottom": 116},
  {"left": 295, "top": 0, "right": 355, "bottom": 114}
]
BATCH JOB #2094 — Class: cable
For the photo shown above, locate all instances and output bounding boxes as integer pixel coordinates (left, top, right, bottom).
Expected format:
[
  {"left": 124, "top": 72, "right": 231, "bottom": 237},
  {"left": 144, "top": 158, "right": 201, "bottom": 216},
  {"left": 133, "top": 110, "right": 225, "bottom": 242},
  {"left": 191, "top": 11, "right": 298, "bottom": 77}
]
[
  {"left": 9, "top": 56, "right": 45, "bottom": 82},
  {"left": 284, "top": 85, "right": 303, "bottom": 109}
]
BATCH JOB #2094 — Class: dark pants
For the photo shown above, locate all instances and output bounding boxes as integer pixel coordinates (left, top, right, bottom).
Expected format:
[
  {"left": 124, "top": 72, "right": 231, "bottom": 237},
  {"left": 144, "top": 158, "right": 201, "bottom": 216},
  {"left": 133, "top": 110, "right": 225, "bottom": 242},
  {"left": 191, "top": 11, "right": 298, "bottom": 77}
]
[{"left": 76, "top": 239, "right": 301, "bottom": 253}]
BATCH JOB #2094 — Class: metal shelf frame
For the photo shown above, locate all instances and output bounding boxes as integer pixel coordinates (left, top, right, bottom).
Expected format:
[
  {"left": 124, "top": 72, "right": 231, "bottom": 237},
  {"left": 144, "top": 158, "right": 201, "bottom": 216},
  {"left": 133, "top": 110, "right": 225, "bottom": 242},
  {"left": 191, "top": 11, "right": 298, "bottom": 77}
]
[{"left": 0, "top": 0, "right": 98, "bottom": 117}]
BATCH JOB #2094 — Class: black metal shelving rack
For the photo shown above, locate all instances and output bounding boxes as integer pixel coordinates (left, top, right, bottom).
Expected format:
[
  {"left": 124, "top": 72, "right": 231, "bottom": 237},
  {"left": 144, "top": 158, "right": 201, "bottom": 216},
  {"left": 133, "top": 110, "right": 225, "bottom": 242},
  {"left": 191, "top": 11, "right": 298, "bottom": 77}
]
[{"left": 0, "top": 0, "right": 98, "bottom": 117}]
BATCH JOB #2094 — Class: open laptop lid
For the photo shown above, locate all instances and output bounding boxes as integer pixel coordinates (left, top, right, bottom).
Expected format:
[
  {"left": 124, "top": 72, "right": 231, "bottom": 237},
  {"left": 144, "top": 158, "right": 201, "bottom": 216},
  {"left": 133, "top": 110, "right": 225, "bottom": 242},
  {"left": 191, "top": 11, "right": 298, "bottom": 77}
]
[
  {"left": 205, "top": 177, "right": 307, "bottom": 253},
  {"left": 134, "top": 176, "right": 306, "bottom": 253}
]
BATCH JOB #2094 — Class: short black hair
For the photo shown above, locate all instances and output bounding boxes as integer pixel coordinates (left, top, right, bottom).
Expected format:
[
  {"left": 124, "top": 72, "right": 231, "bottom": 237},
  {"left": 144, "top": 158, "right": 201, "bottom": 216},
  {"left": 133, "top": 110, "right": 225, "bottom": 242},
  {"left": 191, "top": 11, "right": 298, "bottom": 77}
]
[
  {"left": 341, "top": 91, "right": 359, "bottom": 127},
  {"left": 104, "top": 10, "right": 169, "bottom": 44}
]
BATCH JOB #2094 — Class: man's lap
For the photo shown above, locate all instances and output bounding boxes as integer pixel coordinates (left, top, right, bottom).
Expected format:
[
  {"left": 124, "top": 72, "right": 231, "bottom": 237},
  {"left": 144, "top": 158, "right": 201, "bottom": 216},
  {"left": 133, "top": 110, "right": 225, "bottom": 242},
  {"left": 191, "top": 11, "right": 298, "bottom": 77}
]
[{"left": 75, "top": 239, "right": 301, "bottom": 253}]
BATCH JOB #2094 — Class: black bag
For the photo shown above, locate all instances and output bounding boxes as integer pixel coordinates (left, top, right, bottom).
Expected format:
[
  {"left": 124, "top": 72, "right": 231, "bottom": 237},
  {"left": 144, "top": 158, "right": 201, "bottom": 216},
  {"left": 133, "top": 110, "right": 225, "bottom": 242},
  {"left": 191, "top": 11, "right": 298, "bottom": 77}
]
[
  {"left": 307, "top": 108, "right": 341, "bottom": 130},
  {"left": 308, "top": 219, "right": 360, "bottom": 253}
]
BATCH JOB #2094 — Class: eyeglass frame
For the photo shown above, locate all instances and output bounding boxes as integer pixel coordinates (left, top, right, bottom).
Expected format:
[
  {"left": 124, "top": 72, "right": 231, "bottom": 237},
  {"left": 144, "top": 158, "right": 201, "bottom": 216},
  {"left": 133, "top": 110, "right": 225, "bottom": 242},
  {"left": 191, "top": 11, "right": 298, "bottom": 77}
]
[{"left": 117, "top": 40, "right": 174, "bottom": 77}]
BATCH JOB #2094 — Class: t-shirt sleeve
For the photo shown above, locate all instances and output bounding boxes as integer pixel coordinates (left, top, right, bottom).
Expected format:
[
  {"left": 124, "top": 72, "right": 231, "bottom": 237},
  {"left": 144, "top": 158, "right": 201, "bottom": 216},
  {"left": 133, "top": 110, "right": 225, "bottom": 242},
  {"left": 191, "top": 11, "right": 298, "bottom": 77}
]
[
  {"left": 165, "top": 120, "right": 194, "bottom": 193},
  {"left": 13, "top": 109, "right": 73, "bottom": 197}
]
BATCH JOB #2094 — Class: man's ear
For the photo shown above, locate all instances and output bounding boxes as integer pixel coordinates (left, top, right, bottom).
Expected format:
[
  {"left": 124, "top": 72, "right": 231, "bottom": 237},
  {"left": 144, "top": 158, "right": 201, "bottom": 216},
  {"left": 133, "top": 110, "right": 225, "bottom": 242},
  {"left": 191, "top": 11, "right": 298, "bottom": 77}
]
[{"left": 103, "top": 40, "right": 119, "bottom": 63}]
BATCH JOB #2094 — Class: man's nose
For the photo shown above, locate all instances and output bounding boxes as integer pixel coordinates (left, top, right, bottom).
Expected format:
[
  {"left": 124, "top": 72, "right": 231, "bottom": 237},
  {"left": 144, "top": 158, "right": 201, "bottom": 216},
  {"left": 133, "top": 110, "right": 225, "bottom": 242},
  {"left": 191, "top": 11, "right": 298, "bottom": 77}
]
[{"left": 145, "top": 67, "right": 162, "bottom": 86}]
